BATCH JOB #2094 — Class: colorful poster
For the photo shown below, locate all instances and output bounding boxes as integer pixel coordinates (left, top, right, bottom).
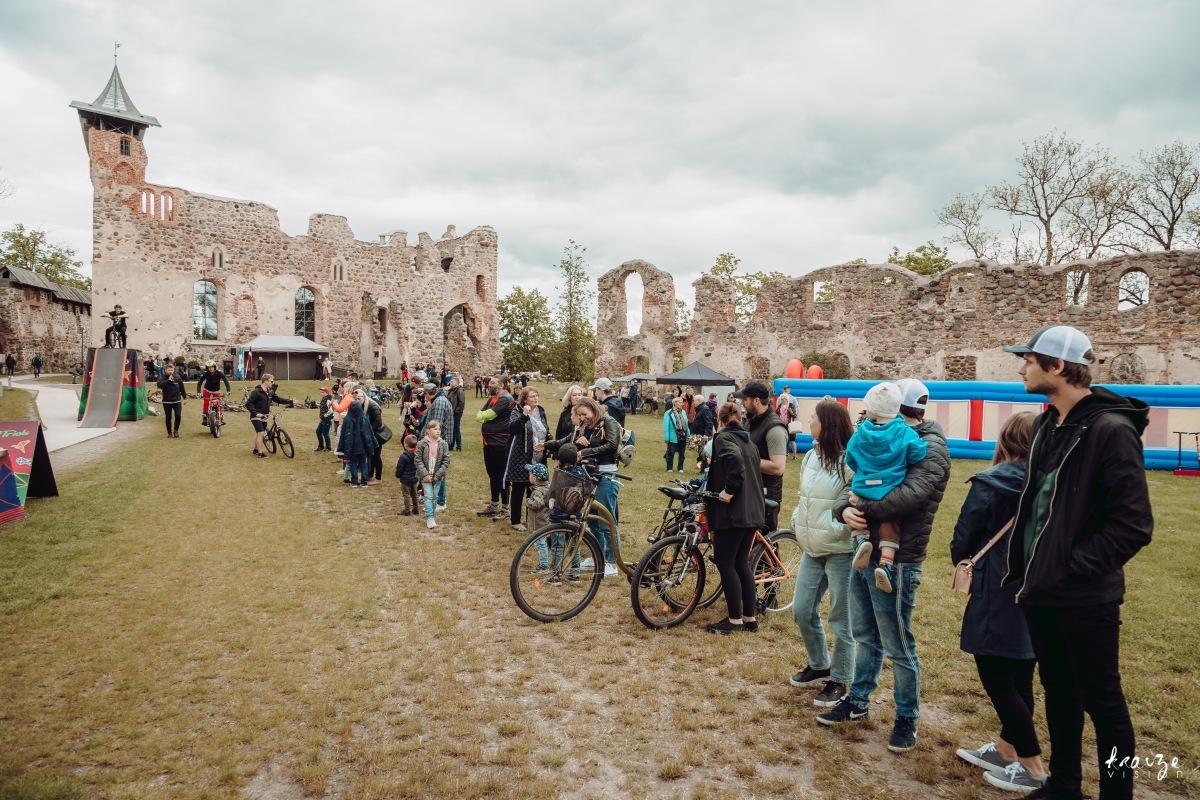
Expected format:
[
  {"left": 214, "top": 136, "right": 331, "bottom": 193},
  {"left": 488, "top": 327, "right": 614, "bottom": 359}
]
[{"left": 0, "top": 421, "right": 58, "bottom": 526}]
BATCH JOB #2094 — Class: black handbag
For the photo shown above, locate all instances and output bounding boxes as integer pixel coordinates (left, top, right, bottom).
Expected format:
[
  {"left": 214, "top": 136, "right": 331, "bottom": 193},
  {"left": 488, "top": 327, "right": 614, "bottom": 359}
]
[{"left": 376, "top": 422, "right": 394, "bottom": 445}]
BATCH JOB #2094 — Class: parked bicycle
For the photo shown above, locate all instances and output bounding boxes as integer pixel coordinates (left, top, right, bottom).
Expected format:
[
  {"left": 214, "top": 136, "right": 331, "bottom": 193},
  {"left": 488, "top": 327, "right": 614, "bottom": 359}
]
[
  {"left": 645, "top": 478, "right": 724, "bottom": 612},
  {"left": 630, "top": 491, "right": 800, "bottom": 630},
  {"left": 261, "top": 410, "right": 295, "bottom": 458},
  {"left": 509, "top": 463, "right": 635, "bottom": 622}
]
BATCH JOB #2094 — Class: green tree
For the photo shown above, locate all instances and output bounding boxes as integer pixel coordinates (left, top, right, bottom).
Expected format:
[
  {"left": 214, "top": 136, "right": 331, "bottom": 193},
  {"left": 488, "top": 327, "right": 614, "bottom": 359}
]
[
  {"left": 546, "top": 240, "right": 595, "bottom": 381},
  {"left": 675, "top": 298, "right": 692, "bottom": 333},
  {"left": 0, "top": 223, "right": 91, "bottom": 290},
  {"left": 702, "top": 252, "right": 786, "bottom": 323},
  {"left": 497, "top": 286, "right": 554, "bottom": 372},
  {"left": 887, "top": 240, "right": 954, "bottom": 275}
]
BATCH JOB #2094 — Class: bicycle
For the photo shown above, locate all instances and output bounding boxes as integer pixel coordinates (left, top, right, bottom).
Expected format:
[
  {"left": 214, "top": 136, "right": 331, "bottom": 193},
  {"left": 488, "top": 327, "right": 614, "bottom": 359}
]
[
  {"left": 509, "top": 463, "right": 635, "bottom": 622},
  {"left": 630, "top": 491, "right": 800, "bottom": 630},
  {"left": 203, "top": 391, "right": 226, "bottom": 438},
  {"left": 645, "top": 478, "right": 724, "bottom": 612},
  {"left": 261, "top": 410, "right": 295, "bottom": 458}
]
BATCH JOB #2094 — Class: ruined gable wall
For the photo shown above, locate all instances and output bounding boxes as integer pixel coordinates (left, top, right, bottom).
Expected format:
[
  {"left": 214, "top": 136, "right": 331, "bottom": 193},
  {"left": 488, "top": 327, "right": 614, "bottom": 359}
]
[
  {"left": 594, "top": 260, "right": 678, "bottom": 377},
  {"left": 87, "top": 128, "right": 501, "bottom": 376},
  {"left": 595, "top": 251, "right": 1200, "bottom": 385}
]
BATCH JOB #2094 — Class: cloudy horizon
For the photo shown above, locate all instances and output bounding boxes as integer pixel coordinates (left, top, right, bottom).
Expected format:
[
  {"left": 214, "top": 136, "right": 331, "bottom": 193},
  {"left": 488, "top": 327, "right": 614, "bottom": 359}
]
[{"left": 3, "top": 0, "right": 1199, "bottom": 331}]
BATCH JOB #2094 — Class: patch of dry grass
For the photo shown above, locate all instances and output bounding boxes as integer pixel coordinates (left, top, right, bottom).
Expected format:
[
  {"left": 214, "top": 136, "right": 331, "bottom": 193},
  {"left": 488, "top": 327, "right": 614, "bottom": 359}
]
[{"left": 0, "top": 385, "right": 1195, "bottom": 799}]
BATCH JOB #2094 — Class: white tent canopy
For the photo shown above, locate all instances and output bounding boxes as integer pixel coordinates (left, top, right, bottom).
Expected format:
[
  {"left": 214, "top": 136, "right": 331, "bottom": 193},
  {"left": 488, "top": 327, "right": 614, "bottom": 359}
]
[{"left": 241, "top": 335, "right": 328, "bottom": 353}]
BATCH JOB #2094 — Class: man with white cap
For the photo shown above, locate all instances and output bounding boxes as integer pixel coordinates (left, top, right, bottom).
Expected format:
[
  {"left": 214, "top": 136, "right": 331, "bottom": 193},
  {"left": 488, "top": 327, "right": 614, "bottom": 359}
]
[
  {"left": 994, "top": 325, "right": 1151, "bottom": 800},
  {"left": 590, "top": 377, "right": 626, "bottom": 426},
  {"left": 819, "top": 377, "right": 950, "bottom": 756}
]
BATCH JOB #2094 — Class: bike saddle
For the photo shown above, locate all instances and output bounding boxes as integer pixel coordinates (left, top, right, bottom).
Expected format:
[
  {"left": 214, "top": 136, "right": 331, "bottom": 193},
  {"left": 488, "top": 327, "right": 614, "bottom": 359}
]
[
  {"left": 765, "top": 498, "right": 780, "bottom": 509},
  {"left": 657, "top": 485, "right": 689, "bottom": 501}
]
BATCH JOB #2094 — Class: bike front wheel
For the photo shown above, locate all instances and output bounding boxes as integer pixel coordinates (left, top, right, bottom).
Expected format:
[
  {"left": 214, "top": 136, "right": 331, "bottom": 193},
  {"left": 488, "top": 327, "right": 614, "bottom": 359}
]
[
  {"left": 510, "top": 525, "right": 604, "bottom": 622},
  {"left": 630, "top": 535, "right": 705, "bottom": 630},
  {"left": 264, "top": 430, "right": 277, "bottom": 454},
  {"left": 750, "top": 529, "right": 802, "bottom": 614},
  {"left": 277, "top": 428, "right": 294, "bottom": 458},
  {"left": 695, "top": 539, "right": 723, "bottom": 610},
  {"left": 208, "top": 409, "right": 221, "bottom": 438}
]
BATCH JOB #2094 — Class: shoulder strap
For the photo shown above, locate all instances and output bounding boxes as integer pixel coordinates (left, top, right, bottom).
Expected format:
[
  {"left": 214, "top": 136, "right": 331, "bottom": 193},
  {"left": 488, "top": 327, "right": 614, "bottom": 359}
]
[{"left": 967, "top": 517, "right": 1016, "bottom": 566}]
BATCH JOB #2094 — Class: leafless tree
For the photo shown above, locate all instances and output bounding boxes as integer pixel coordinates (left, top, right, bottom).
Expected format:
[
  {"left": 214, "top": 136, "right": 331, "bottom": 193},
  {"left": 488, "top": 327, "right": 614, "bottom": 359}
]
[
  {"left": 1120, "top": 141, "right": 1200, "bottom": 250},
  {"left": 1118, "top": 270, "right": 1150, "bottom": 309},
  {"left": 988, "top": 132, "right": 1112, "bottom": 265},
  {"left": 1062, "top": 168, "right": 1139, "bottom": 260},
  {"left": 937, "top": 192, "right": 1000, "bottom": 259},
  {"left": 0, "top": 165, "right": 14, "bottom": 205}
]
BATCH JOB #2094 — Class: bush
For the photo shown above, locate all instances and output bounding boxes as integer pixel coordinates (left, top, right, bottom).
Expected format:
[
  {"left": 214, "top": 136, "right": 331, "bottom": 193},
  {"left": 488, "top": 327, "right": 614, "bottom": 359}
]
[{"left": 797, "top": 350, "right": 851, "bottom": 380}]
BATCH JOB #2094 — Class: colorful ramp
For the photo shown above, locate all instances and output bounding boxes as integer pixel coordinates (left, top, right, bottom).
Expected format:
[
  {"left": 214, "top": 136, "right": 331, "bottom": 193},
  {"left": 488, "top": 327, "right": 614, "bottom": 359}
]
[{"left": 78, "top": 348, "right": 147, "bottom": 427}]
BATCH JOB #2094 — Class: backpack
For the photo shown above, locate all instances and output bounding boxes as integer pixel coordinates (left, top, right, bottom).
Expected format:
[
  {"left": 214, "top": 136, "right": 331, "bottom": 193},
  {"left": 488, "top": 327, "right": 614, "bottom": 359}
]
[{"left": 617, "top": 427, "right": 637, "bottom": 466}]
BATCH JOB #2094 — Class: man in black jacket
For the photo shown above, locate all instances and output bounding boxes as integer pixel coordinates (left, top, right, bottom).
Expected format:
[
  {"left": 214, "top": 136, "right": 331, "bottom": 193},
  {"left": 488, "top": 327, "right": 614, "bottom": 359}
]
[
  {"left": 476, "top": 376, "right": 513, "bottom": 517},
  {"left": 820, "top": 378, "right": 950, "bottom": 756},
  {"left": 448, "top": 376, "right": 466, "bottom": 451},
  {"left": 156, "top": 362, "right": 187, "bottom": 438},
  {"left": 734, "top": 381, "right": 787, "bottom": 532},
  {"left": 247, "top": 374, "right": 292, "bottom": 458},
  {"left": 1000, "top": 326, "right": 1152, "bottom": 800}
]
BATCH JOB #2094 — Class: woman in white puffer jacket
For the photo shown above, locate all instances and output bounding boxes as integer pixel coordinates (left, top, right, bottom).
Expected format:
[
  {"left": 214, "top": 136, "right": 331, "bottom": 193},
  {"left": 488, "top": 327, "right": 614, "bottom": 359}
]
[{"left": 788, "top": 398, "right": 857, "bottom": 708}]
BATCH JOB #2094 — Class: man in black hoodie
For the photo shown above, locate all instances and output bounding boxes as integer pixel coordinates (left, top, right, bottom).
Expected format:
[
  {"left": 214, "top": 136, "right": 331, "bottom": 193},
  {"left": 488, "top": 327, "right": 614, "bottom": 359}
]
[{"left": 1002, "top": 325, "right": 1152, "bottom": 800}]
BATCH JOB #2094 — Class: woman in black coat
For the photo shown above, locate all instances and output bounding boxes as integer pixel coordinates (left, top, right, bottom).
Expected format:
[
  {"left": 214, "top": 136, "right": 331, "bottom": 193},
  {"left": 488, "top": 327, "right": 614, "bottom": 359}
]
[
  {"left": 356, "top": 389, "right": 388, "bottom": 485},
  {"left": 556, "top": 384, "right": 584, "bottom": 440},
  {"left": 505, "top": 385, "right": 550, "bottom": 531},
  {"left": 950, "top": 412, "right": 1048, "bottom": 792},
  {"left": 705, "top": 402, "right": 766, "bottom": 634}
]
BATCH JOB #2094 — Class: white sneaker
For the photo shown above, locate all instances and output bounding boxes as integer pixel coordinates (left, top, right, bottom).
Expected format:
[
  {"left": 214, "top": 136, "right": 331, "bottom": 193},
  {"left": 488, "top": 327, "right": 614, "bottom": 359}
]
[
  {"left": 426, "top": 517, "right": 436, "bottom": 529},
  {"left": 604, "top": 563, "right": 618, "bottom": 577},
  {"left": 579, "top": 557, "right": 595, "bottom": 570},
  {"left": 435, "top": 504, "right": 447, "bottom": 513}
]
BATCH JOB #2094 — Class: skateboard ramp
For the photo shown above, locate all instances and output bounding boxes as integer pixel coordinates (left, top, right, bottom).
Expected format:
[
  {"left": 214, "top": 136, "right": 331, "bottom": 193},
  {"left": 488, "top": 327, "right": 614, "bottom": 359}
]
[{"left": 78, "top": 348, "right": 127, "bottom": 428}]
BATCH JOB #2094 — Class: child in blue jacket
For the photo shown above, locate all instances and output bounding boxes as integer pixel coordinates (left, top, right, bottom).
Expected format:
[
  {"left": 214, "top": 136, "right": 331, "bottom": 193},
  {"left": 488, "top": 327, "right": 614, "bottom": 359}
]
[{"left": 845, "top": 382, "right": 927, "bottom": 593}]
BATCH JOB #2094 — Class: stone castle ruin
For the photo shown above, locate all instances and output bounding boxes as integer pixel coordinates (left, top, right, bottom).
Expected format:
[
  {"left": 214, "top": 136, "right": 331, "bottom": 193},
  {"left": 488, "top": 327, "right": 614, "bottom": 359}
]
[
  {"left": 597, "top": 251, "right": 1200, "bottom": 385},
  {"left": 71, "top": 66, "right": 501, "bottom": 377}
]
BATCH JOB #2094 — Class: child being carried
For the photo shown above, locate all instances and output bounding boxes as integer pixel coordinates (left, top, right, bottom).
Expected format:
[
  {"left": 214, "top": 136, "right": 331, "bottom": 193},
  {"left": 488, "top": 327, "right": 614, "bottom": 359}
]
[{"left": 844, "top": 382, "right": 928, "bottom": 593}]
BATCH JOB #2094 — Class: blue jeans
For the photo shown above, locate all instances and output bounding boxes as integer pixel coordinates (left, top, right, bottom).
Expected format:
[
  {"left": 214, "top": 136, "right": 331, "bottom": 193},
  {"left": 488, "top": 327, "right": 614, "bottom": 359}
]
[
  {"left": 316, "top": 418, "right": 332, "bottom": 449},
  {"left": 452, "top": 414, "right": 462, "bottom": 450},
  {"left": 423, "top": 478, "right": 445, "bottom": 519},
  {"left": 347, "top": 454, "right": 369, "bottom": 486},
  {"left": 792, "top": 552, "right": 855, "bottom": 683},
  {"left": 588, "top": 474, "right": 620, "bottom": 565},
  {"left": 847, "top": 560, "right": 922, "bottom": 720}
]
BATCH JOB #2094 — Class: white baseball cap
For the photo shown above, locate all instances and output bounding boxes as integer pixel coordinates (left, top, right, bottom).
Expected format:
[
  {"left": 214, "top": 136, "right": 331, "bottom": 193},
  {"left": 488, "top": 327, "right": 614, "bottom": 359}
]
[
  {"left": 589, "top": 377, "right": 613, "bottom": 391},
  {"left": 1004, "top": 325, "right": 1094, "bottom": 365},
  {"left": 893, "top": 378, "right": 930, "bottom": 410}
]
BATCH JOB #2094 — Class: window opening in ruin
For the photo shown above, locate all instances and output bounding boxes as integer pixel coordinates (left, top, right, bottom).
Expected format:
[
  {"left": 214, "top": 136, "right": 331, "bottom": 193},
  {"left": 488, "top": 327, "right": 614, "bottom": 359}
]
[
  {"left": 476, "top": 275, "right": 485, "bottom": 299},
  {"left": 295, "top": 288, "right": 316, "bottom": 340},
  {"left": 624, "top": 272, "right": 644, "bottom": 336},
  {"left": 161, "top": 193, "right": 174, "bottom": 222},
  {"left": 1117, "top": 270, "right": 1149, "bottom": 311},
  {"left": 120, "top": 137, "right": 130, "bottom": 156},
  {"left": 634, "top": 355, "right": 650, "bottom": 373},
  {"left": 377, "top": 308, "right": 387, "bottom": 333},
  {"left": 331, "top": 260, "right": 343, "bottom": 282},
  {"left": 193, "top": 280, "right": 218, "bottom": 341},
  {"left": 211, "top": 249, "right": 224, "bottom": 270},
  {"left": 441, "top": 257, "right": 453, "bottom": 272},
  {"left": 874, "top": 275, "right": 896, "bottom": 286},
  {"left": 410, "top": 257, "right": 417, "bottom": 274},
  {"left": 672, "top": 349, "right": 684, "bottom": 372},
  {"left": 813, "top": 280, "right": 835, "bottom": 302},
  {"left": 1066, "top": 270, "right": 1090, "bottom": 306}
]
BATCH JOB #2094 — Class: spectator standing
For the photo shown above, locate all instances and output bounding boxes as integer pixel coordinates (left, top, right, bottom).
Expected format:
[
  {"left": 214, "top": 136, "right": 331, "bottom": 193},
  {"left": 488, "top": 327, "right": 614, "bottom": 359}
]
[
  {"left": 628, "top": 379, "right": 639, "bottom": 415},
  {"left": 358, "top": 389, "right": 390, "bottom": 487},
  {"left": 951, "top": 412, "right": 1048, "bottom": 794},
  {"left": 394, "top": 434, "right": 419, "bottom": 516},
  {"left": 416, "top": 420, "right": 450, "bottom": 529},
  {"left": 557, "top": 384, "right": 584, "bottom": 440},
  {"left": 339, "top": 398, "right": 375, "bottom": 487},
  {"left": 705, "top": 401, "right": 766, "bottom": 633},
  {"left": 315, "top": 387, "right": 334, "bottom": 451},
  {"left": 448, "top": 376, "right": 466, "bottom": 451},
  {"left": 30, "top": 355, "right": 43, "bottom": 378},
  {"left": 736, "top": 381, "right": 788, "bottom": 532},
  {"left": 156, "top": 362, "right": 187, "bottom": 438},
  {"left": 662, "top": 397, "right": 690, "bottom": 473},
  {"left": 820, "top": 378, "right": 950, "bottom": 755},
  {"left": 422, "top": 383, "right": 454, "bottom": 510},
  {"left": 590, "top": 377, "right": 625, "bottom": 427},
  {"left": 1001, "top": 326, "right": 1152, "bottom": 800},
  {"left": 476, "top": 376, "right": 513, "bottom": 518},
  {"left": 256, "top": 357, "right": 265, "bottom": 381},
  {"left": 504, "top": 386, "right": 549, "bottom": 532},
  {"left": 4, "top": 353, "right": 15, "bottom": 376}
]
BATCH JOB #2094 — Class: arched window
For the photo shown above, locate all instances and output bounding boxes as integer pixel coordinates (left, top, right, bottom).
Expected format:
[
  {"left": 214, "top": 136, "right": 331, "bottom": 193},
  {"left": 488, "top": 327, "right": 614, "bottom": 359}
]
[
  {"left": 120, "top": 137, "right": 131, "bottom": 156},
  {"left": 331, "top": 260, "right": 344, "bottom": 282},
  {"left": 211, "top": 248, "right": 224, "bottom": 270},
  {"left": 1117, "top": 269, "right": 1149, "bottom": 311},
  {"left": 193, "top": 280, "right": 218, "bottom": 341},
  {"left": 1066, "top": 270, "right": 1090, "bottom": 306},
  {"left": 295, "top": 288, "right": 316, "bottom": 340}
]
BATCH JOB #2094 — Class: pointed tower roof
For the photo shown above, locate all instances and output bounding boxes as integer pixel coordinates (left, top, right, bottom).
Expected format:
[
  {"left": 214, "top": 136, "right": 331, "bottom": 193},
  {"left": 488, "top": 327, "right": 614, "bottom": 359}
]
[{"left": 69, "top": 65, "right": 160, "bottom": 128}]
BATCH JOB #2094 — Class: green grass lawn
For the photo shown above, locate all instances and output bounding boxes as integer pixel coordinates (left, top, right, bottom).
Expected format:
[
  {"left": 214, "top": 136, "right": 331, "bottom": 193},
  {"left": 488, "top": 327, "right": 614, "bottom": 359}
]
[{"left": 1, "top": 384, "right": 1196, "bottom": 799}]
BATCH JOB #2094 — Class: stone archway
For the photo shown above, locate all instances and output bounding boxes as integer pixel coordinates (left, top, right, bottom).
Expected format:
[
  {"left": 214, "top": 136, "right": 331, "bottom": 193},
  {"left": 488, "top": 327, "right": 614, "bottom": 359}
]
[{"left": 595, "top": 259, "right": 677, "bottom": 379}]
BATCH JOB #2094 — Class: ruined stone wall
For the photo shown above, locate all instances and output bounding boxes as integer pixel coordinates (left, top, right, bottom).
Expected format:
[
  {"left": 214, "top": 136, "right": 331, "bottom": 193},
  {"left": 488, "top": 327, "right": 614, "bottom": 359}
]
[
  {"left": 597, "top": 252, "right": 1200, "bottom": 385},
  {"left": 594, "top": 260, "right": 679, "bottom": 377},
  {"left": 0, "top": 282, "right": 90, "bottom": 372},
  {"left": 85, "top": 128, "right": 502, "bottom": 378}
]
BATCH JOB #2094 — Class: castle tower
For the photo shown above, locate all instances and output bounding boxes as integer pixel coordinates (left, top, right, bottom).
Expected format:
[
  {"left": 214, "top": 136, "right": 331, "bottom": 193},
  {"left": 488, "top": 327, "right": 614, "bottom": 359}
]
[{"left": 69, "top": 64, "right": 160, "bottom": 189}]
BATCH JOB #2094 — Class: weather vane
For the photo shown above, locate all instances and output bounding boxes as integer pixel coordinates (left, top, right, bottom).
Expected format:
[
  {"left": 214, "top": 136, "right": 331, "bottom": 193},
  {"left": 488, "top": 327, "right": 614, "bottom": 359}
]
[{"left": 114, "top": 41, "right": 121, "bottom": 63}]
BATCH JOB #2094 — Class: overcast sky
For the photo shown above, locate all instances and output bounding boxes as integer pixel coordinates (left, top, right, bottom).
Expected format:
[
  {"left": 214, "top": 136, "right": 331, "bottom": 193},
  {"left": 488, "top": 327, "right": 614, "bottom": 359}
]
[{"left": 3, "top": 0, "right": 1199, "bottom": 331}]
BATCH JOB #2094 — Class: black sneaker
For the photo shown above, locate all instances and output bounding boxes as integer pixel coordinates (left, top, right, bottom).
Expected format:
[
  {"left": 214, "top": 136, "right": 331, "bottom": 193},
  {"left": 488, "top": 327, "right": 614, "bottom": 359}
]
[
  {"left": 706, "top": 617, "right": 749, "bottom": 634},
  {"left": 255, "top": 451, "right": 268, "bottom": 459},
  {"left": 816, "top": 697, "right": 868, "bottom": 726},
  {"left": 813, "top": 680, "right": 848, "bottom": 707},
  {"left": 887, "top": 716, "right": 918, "bottom": 752},
  {"left": 742, "top": 619, "right": 759, "bottom": 633},
  {"left": 790, "top": 666, "right": 832, "bottom": 688}
]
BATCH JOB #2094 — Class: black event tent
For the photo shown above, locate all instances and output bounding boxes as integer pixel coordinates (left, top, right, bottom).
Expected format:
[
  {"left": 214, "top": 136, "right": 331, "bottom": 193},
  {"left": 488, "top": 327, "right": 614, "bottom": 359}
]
[{"left": 655, "top": 361, "right": 736, "bottom": 386}]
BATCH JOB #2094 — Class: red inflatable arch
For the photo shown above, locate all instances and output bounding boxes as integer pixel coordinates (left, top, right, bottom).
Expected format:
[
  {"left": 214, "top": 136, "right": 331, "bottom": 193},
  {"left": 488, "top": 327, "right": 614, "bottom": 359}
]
[
  {"left": 785, "top": 359, "right": 805, "bottom": 378},
  {"left": 806, "top": 364, "right": 824, "bottom": 379}
]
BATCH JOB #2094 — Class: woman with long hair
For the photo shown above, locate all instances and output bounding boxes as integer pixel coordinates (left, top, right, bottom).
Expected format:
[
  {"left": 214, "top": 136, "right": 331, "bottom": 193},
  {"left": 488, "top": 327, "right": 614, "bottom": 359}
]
[
  {"left": 504, "top": 385, "right": 550, "bottom": 532},
  {"left": 951, "top": 412, "right": 1048, "bottom": 794},
  {"left": 788, "top": 398, "right": 858, "bottom": 707},
  {"left": 557, "top": 384, "right": 584, "bottom": 440},
  {"left": 705, "top": 402, "right": 766, "bottom": 633}
]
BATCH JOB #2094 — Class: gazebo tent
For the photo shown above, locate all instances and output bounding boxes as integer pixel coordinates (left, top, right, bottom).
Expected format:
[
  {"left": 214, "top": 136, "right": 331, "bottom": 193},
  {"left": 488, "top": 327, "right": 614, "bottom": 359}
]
[
  {"left": 241, "top": 335, "right": 328, "bottom": 381},
  {"left": 655, "top": 361, "right": 736, "bottom": 386},
  {"left": 614, "top": 372, "right": 658, "bottom": 382}
]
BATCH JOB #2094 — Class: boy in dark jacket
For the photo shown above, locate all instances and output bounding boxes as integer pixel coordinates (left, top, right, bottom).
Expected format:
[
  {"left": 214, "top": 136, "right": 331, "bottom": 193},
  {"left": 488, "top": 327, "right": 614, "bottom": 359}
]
[
  {"left": 395, "top": 434, "right": 419, "bottom": 515},
  {"left": 1001, "top": 326, "right": 1152, "bottom": 800},
  {"left": 156, "top": 362, "right": 187, "bottom": 437}
]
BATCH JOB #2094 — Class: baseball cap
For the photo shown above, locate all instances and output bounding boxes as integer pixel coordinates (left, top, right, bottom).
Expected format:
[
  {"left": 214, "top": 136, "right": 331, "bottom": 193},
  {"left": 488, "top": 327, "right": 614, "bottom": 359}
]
[
  {"left": 320, "top": 386, "right": 331, "bottom": 394},
  {"left": 732, "top": 381, "right": 770, "bottom": 401},
  {"left": 423, "top": 382, "right": 439, "bottom": 394},
  {"left": 894, "top": 378, "right": 929, "bottom": 410},
  {"left": 525, "top": 463, "right": 549, "bottom": 481},
  {"left": 1004, "top": 325, "right": 1094, "bottom": 365},
  {"left": 589, "top": 377, "right": 613, "bottom": 391}
]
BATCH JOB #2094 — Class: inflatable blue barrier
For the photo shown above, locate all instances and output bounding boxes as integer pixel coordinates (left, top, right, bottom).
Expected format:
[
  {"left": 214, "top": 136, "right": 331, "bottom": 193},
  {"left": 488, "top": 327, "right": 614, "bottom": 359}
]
[{"left": 777, "top": 378, "right": 1200, "bottom": 470}]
